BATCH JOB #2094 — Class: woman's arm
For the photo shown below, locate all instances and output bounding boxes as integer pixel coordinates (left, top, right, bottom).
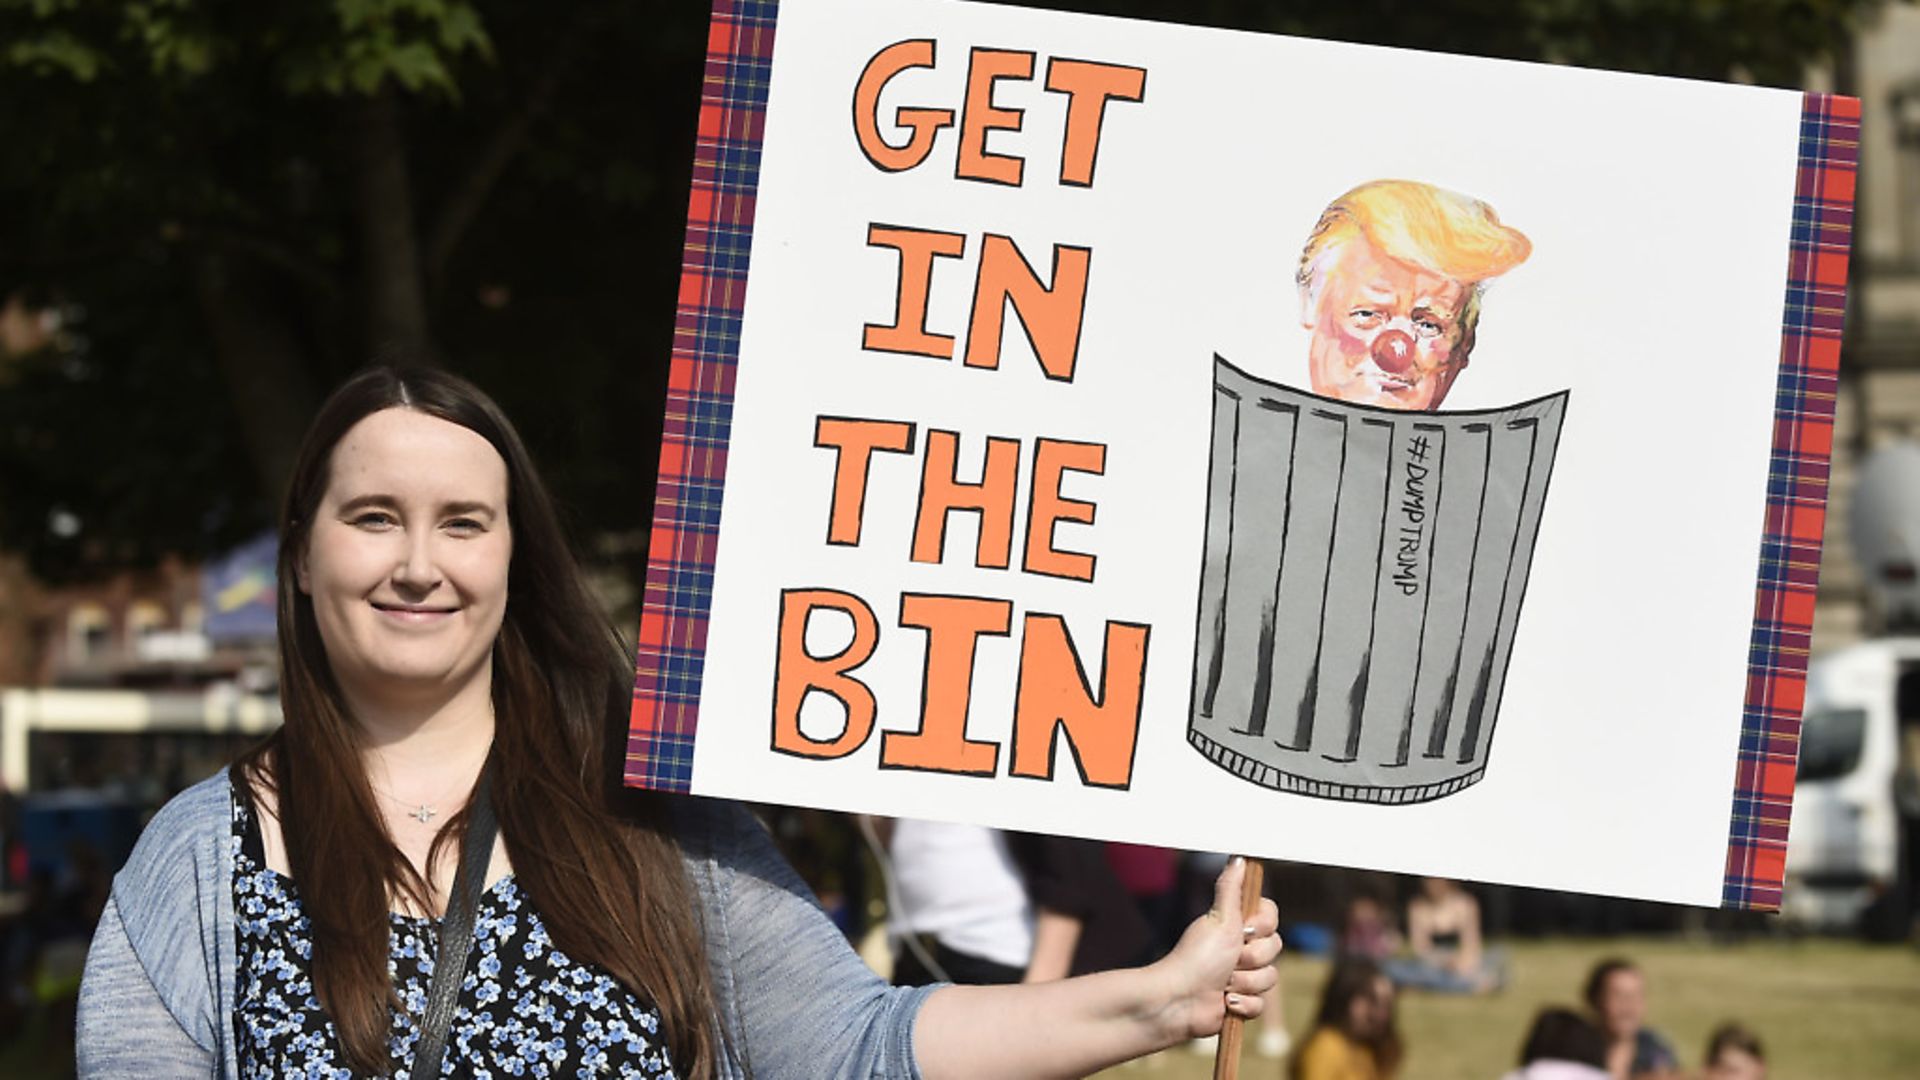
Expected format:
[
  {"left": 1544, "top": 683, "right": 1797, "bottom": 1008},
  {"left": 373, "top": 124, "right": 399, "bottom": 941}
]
[
  {"left": 695, "top": 805, "right": 1278, "bottom": 1079},
  {"left": 1406, "top": 897, "right": 1434, "bottom": 959},
  {"left": 689, "top": 801, "right": 937, "bottom": 1077},
  {"left": 1451, "top": 894, "right": 1484, "bottom": 976},
  {"left": 77, "top": 898, "right": 215, "bottom": 1078},
  {"left": 914, "top": 858, "right": 1281, "bottom": 1080}
]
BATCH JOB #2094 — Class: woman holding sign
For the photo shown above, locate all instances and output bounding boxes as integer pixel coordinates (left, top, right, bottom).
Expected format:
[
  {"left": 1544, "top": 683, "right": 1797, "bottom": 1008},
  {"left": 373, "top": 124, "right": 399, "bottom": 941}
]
[{"left": 75, "top": 366, "right": 1279, "bottom": 1079}]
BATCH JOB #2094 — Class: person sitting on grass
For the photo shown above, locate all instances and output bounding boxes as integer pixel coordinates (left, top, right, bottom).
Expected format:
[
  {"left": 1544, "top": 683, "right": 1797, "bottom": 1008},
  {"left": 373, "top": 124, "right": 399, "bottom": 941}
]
[
  {"left": 1338, "top": 893, "right": 1400, "bottom": 964},
  {"left": 1500, "top": 1006, "right": 1610, "bottom": 1080},
  {"left": 1584, "top": 957, "right": 1681, "bottom": 1080},
  {"left": 1291, "top": 957, "right": 1402, "bottom": 1080},
  {"left": 1702, "top": 1021, "right": 1766, "bottom": 1080},
  {"left": 1385, "top": 877, "right": 1503, "bottom": 994}
]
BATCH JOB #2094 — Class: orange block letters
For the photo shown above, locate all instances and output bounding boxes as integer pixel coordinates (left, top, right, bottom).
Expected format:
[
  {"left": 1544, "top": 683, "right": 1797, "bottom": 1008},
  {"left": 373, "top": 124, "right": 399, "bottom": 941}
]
[
  {"left": 852, "top": 40, "right": 955, "bottom": 172},
  {"left": 864, "top": 224, "right": 967, "bottom": 359},
  {"left": 815, "top": 417, "right": 917, "bottom": 546},
  {"left": 1044, "top": 58, "right": 1147, "bottom": 187},
  {"left": 912, "top": 430, "right": 1022, "bottom": 569},
  {"left": 1024, "top": 438, "right": 1106, "bottom": 582},
  {"left": 1011, "top": 614, "right": 1149, "bottom": 788},
  {"left": 956, "top": 48, "right": 1035, "bottom": 186},
  {"left": 964, "top": 233, "right": 1092, "bottom": 382},
  {"left": 771, "top": 589, "right": 881, "bottom": 759},
  {"left": 880, "top": 594, "right": 1013, "bottom": 776}
]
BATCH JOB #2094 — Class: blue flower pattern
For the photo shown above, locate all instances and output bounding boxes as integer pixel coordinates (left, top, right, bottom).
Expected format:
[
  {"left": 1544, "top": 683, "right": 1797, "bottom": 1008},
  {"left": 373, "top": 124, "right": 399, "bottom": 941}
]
[{"left": 231, "top": 795, "right": 678, "bottom": 1078}]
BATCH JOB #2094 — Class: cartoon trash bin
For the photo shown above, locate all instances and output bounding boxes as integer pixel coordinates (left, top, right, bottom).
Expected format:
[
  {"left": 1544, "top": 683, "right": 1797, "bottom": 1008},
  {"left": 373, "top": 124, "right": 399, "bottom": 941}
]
[{"left": 1189, "top": 356, "right": 1568, "bottom": 804}]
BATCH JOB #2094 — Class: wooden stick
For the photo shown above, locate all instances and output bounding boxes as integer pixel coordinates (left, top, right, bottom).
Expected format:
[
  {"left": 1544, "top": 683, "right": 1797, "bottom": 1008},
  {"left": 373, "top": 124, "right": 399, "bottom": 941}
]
[{"left": 1212, "top": 858, "right": 1265, "bottom": 1080}]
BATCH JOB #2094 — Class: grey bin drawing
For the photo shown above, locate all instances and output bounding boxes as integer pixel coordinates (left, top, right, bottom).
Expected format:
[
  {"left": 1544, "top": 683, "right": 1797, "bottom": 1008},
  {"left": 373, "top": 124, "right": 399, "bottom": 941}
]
[{"left": 1189, "top": 356, "right": 1568, "bottom": 805}]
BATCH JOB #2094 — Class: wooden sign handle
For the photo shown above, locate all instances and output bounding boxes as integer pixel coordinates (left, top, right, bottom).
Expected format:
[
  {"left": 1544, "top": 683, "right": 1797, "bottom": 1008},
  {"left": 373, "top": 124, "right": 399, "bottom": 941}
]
[{"left": 1211, "top": 858, "right": 1266, "bottom": 1080}]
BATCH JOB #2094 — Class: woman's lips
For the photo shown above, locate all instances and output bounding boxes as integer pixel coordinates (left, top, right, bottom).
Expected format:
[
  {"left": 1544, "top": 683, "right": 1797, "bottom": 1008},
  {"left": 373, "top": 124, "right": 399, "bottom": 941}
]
[{"left": 372, "top": 601, "right": 458, "bottom": 623}]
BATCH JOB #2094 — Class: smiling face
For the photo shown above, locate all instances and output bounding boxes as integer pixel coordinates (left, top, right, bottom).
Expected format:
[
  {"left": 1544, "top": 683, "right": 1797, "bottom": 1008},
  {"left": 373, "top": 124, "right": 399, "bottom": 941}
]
[
  {"left": 1303, "top": 235, "right": 1475, "bottom": 411},
  {"left": 297, "top": 408, "right": 512, "bottom": 711}
]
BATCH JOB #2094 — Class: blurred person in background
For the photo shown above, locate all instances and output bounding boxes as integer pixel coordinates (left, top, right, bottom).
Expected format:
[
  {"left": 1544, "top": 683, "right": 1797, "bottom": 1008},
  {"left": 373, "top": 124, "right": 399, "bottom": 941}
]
[
  {"left": 880, "top": 824, "right": 1154, "bottom": 988},
  {"left": 1005, "top": 833, "right": 1154, "bottom": 981},
  {"left": 1338, "top": 892, "right": 1399, "bottom": 963},
  {"left": 1106, "top": 841, "right": 1182, "bottom": 955},
  {"left": 1387, "top": 877, "right": 1503, "bottom": 993},
  {"left": 1701, "top": 1022, "right": 1766, "bottom": 1080},
  {"left": 1292, "top": 957, "right": 1402, "bottom": 1080},
  {"left": 1584, "top": 957, "right": 1681, "bottom": 1080},
  {"left": 883, "top": 819, "right": 1035, "bottom": 986},
  {"left": 1500, "top": 1006, "right": 1610, "bottom": 1080},
  {"left": 76, "top": 366, "right": 1283, "bottom": 1079}
]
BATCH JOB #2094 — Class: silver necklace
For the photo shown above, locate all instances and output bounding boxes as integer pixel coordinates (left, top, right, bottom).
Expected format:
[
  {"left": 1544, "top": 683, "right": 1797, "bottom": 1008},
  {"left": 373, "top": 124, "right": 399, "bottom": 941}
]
[
  {"left": 369, "top": 778, "right": 467, "bottom": 825},
  {"left": 367, "top": 743, "right": 491, "bottom": 828}
]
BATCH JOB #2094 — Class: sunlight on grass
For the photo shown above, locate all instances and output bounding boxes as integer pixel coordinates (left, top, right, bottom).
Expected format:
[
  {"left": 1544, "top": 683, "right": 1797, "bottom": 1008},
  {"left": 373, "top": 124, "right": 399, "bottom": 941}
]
[{"left": 1099, "top": 938, "right": 1920, "bottom": 1080}]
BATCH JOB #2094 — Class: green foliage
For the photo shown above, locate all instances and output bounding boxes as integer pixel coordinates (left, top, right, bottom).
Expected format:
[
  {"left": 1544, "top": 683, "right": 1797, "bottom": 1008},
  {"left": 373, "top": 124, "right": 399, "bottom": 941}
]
[
  {"left": 2, "top": 0, "right": 492, "bottom": 95},
  {"left": 0, "top": 0, "right": 1903, "bottom": 585},
  {"left": 122, "top": 1, "right": 222, "bottom": 78},
  {"left": 281, "top": 0, "right": 493, "bottom": 97},
  {"left": 3, "top": 26, "right": 105, "bottom": 80},
  {"left": 0, "top": 0, "right": 699, "bottom": 583}
]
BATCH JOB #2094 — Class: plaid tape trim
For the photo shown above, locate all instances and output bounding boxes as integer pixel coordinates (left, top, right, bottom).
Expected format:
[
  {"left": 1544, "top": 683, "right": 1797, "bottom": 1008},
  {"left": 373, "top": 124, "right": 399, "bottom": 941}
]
[
  {"left": 626, "top": 0, "right": 779, "bottom": 793},
  {"left": 1721, "top": 93, "right": 1859, "bottom": 910}
]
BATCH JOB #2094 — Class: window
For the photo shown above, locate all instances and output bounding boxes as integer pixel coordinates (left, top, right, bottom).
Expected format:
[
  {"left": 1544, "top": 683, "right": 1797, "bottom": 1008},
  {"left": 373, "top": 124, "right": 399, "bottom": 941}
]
[
  {"left": 66, "top": 603, "right": 109, "bottom": 662},
  {"left": 1798, "top": 707, "right": 1868, "bottom": 782},
  {"left": 127, "top": 601, "right": 166, "bottom": 641}
]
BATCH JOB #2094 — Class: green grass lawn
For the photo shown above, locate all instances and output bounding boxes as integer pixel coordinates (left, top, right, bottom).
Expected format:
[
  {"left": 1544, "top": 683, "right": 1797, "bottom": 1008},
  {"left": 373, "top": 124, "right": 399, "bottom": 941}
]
[
  {"left": 1099, "top": 938, "right": 1920, "bottom": 1079},
  {"left": 10, "top": 937, "right": 1914, "bottom": 1078}
]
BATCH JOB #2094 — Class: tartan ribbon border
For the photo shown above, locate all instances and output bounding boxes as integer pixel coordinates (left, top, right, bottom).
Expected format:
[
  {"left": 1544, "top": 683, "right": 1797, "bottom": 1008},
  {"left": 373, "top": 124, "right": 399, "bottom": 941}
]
[
  {"left": 626, "top": 0, "right": 779, "bottom": 794},
  {"left": 1721, "top": 92, "right": 1860, "bottom": 911}
]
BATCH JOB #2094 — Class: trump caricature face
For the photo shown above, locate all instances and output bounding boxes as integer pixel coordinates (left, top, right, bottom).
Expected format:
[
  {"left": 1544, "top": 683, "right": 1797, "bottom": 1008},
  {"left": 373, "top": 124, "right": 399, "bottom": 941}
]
[{"left": 1303, "top": 234, "right": 1473, "bottom": 411}]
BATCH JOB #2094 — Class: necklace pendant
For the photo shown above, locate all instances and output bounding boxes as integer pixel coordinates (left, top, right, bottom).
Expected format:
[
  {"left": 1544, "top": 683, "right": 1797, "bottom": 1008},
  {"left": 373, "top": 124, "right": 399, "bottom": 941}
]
[{"left": 411, "top": 805, "right": 436, "bottom": 824}]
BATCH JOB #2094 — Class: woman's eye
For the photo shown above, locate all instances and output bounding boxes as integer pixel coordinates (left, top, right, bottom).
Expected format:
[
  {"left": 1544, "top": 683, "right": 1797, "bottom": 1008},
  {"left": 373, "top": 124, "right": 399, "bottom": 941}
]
[
  {"left": 445, "top": 518, "right": 485, "bottom": 535},
  {"left": 350, "top": 512, "right": 397, "bottom": 530}
]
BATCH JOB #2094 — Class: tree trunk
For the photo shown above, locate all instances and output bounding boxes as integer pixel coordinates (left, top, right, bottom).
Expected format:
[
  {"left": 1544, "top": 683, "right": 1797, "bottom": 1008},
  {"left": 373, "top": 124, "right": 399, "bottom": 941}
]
[
  {"left": 354, "top": 87, "right": 437, "bottom": 365},
  {"left": 193, "top": 253, "right": 320, "bottom": 506}
]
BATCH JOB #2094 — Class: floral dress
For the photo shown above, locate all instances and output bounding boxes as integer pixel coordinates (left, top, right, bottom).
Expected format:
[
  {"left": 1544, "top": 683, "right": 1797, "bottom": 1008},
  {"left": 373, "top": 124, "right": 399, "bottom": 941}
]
[{"left": 230, "top": 792, "right": 680, "bottom": 1079}]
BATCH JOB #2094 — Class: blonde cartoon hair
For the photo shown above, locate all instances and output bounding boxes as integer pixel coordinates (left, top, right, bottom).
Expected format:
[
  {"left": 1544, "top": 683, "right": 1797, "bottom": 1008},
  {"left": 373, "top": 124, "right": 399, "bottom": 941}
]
[{"left": 1297, "top": 180, "right": 1531, "bottom": 349}]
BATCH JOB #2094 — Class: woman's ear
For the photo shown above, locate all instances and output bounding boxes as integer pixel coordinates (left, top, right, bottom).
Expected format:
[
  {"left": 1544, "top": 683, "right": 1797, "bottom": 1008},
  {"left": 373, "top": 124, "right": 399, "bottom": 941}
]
[{"left": 294, "top": 544, "right": 311, "bottom": 595}]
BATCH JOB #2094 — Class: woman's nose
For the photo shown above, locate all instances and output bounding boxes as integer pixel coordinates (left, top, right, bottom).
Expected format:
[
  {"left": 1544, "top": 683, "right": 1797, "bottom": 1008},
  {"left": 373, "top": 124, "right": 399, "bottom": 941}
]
[
  {"left": 393, "top": 536, "right": 441, "bottom": 590},
  {"left": 1370, "top": 329, "right": 1415, "bottom": 373}
]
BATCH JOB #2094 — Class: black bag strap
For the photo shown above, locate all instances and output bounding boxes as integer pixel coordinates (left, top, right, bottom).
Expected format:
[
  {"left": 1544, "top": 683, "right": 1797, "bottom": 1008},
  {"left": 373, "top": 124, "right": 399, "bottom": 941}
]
[{"left": 411, "top": 758, "right": 498, "bottom": 1078}]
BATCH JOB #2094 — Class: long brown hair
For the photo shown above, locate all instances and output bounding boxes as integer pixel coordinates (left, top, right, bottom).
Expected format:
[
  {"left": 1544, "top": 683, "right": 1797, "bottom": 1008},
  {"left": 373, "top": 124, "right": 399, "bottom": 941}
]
[
  {"left": 234, "top": 367, "right": 716, "bottom": 1077},
  {"left": 1293, "top": 958, "right": 1403, "bottom": 1079}
]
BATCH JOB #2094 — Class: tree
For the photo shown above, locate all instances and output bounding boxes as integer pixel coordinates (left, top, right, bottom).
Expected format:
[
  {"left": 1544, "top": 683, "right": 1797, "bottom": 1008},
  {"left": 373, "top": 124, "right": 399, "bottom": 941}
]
[
  {"left": 0, "top": 0, "right": 1896, "bottom": 588},
  {"left": 1, "top": 0, "right": 709, "bottom": 584}
]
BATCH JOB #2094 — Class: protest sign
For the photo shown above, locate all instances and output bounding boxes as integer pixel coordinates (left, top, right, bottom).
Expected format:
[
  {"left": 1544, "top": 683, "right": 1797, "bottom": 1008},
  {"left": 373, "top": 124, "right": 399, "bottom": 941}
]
[{"left": 627, "top": 0, "right": 1858, "bottom": 909}]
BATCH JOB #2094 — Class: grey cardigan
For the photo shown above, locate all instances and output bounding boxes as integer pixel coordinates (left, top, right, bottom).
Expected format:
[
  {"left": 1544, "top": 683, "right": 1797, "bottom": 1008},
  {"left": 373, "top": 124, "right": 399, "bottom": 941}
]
[{"left": 76, "top": 770, "right": 934, "bottom": 1078}]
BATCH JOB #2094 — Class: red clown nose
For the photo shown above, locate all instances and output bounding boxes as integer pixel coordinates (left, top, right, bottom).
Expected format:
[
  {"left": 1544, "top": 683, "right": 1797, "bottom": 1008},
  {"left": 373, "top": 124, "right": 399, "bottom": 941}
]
[{"left": 1371, "top": 329, "right": 1415, "bottom": 373}]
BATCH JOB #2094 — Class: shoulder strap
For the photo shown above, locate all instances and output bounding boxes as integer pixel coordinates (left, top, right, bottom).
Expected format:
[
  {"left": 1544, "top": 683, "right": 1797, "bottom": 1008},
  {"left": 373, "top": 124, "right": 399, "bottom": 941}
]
[{"left": 410, "top": 757, "right": 498, "bottom": 1078}]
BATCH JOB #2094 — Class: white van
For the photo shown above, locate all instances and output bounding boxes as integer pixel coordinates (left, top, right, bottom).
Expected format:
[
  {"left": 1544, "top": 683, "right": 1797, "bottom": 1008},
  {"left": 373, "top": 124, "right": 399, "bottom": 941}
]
[{"left": 1782, "top": 637, "right": 1920, "bottom": 935}]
